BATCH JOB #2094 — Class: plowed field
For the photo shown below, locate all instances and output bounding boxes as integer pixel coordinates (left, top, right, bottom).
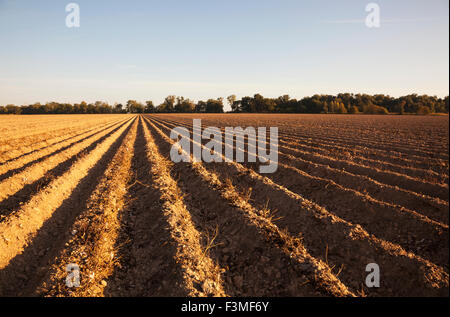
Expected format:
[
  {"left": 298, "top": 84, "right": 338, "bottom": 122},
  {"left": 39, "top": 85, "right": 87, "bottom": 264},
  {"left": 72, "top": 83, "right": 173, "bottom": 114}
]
[{"left": 0, "top": 114, "right": 448, "bottom": 297}]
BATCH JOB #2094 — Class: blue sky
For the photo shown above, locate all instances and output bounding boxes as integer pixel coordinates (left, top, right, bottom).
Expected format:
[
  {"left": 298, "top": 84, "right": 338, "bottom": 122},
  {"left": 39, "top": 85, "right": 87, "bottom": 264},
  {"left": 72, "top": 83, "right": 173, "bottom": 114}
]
[{"left": 0, "top": 0, "right": 448, "bottom": 110}]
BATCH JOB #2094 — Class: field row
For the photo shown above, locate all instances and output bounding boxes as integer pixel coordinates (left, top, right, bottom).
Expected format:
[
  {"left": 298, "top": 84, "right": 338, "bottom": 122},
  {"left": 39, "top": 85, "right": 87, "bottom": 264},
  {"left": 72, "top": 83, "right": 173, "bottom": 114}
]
[{"left": 0, "top": 114, "right": 447, "bottom": 297}]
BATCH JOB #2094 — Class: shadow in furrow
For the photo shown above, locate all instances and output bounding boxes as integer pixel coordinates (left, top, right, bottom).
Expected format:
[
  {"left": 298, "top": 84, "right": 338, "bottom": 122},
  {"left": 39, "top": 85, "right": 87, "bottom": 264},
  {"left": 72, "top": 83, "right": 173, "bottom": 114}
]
[
  {"left": 147, "top": 116, "right": 449, "bottom": 268},
  {"left": 145, "top": 116, "right": 449, "bottom": 296},
  {"left": 0, "top": 119, "right": 132, "bottom": 221},
  {"left": 142, "top": 117, "right": 323, "bottom": 297},
  {"left": 0, "top": 120, "right": 124, "bottom": 182},
  {"left": 0, "top": 120, "right": 119, "bottom": 167},
  {"left": 0, "top": 121, "right": 134, "bottom": 297},
  {"left": 103, "top": 118, "right": 189, "bottom": 297}
]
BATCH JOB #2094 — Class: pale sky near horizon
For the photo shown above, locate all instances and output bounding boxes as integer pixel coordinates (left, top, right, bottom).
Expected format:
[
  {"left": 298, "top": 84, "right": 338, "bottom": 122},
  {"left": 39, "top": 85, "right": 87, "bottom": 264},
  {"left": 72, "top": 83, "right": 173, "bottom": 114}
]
[{"left": 0, "top": 0, "right": 448, "bottom": 111}]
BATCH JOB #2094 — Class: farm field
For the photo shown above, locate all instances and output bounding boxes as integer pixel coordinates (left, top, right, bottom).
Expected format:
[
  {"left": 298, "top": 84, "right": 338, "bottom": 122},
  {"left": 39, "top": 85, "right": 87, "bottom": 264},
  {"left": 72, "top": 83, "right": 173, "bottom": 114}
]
[{"left": 0, "top": 113, "right": 448, "bottom": 297}]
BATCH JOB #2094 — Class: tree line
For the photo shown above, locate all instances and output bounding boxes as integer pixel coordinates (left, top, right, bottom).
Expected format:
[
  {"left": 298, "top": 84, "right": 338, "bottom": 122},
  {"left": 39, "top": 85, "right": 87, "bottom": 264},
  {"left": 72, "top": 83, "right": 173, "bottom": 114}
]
[
  {"left": 228, "top": 93, "right": 449, "bottom": 115},
  {"left": 1, "top": 93, "right": 448, "bottom": 115},
  {"left": 0, "top": 97, "right": 225, "bottom": 115}
]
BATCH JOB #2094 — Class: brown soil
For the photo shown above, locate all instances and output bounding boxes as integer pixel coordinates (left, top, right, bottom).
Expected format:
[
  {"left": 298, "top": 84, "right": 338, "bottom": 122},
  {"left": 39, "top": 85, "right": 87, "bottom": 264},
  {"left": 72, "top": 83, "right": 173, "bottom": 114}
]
[{"left": 0, "top": 113, "right": 447, "bottom": 297}]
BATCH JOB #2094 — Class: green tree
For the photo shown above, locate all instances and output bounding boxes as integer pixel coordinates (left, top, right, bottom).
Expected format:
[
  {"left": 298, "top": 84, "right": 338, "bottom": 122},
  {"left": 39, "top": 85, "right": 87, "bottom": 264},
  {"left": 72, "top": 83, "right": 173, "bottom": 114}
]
[
  {"left": 363, "top": 104, "right": 389, "bottom": 114},
  {"left": 175, "top": 97, "right": 195, "bottom": 113},
  {"left": 126, "top": 100, "right": 144, "bottom": 113},
  {"left": 227, "top": 95, "right": 237, "bottom": 112},
  {"left": 396, "top": 100, "right": 406, "bottom": 115},
  {"left": 5, "top": 104, "right": 21, "bottom": 114},
  {"left": 144, "top": 101, "right": 155, "bottom": 113},
  {"left": 205, "top": 98, "right": 224, "bottom": 113},
  {"left": 337, "top": 102, "right": 347, "bottom": 114},
  {"left": 195, "top": 100, "right": 207, "bottom": 113},
  {"left": 417, "top": 105, "right": 431, "bottom": 115},
  {"left": 114, "top": 103, "right": 124, "bottom": 113},
  {"left": 349, "top": 105, "right": 359, "bottom": 114},
  {"left": 157, "top": 95, "right": 176, "bottom": 113}
]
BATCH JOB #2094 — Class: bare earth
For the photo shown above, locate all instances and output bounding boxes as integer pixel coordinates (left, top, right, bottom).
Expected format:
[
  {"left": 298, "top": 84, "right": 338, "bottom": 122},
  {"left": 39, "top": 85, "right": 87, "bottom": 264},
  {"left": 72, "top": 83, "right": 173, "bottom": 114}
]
[{"left": 0, "top": 113, "right": 448, "bottom": 297}]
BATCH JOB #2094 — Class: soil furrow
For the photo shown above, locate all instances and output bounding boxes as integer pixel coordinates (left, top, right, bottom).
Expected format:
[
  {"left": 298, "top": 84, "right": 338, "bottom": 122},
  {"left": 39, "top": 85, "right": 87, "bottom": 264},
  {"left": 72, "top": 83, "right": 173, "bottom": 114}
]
[
  {"left": 279, "top": 150, "right": 449, "bottom": 225},
  {"left": 150, "top": 116, "right": 449, "bottom": 224},
  {"left": 0, "top": 118, "right": 132, "bottom": 206},
  {"left": 0, "top": 118, "right": 127, "bottom": 182},
  {"left": 279, "top": 129, "right": 448, "bottom": 160},
  {"left": 149, "top": 117, "right": 449, "bottom": 266},
  {"left": 0, "top": 117, "right": 135, "bottom": 277},
  {"left": 279, "top": 141, "right": 449, "bottom": 201},
  {"left": 104, "top": 117, "right": 191, "bottom": 297},
  {"left": 109, "top": 117, "right": 226, "bottom": 296},
  {"left": 145, "top": 115, "right": 449, "bottom": 296},
  {"left": 0, "top": 118, "right": 133, "bottom": 221},
  {"left": 0, "top": 119, "right": 119, "bottom": 167},
  {"left": 0, "top": 116, "right": 126, "bottom": 162},
  {"left": 35, "top": 118, "right": 139, "bottom": 297},
  {"left": 279, "top": 138, "right": 448, "bottom": 184},
  {"left": 154, "top": 116, "right": 448, "bottom": 173},
  {"left": 280, "top": 134, "right": 449, "bottom": 175},
  {"left": 151, "top": 116, "right": 448, "bottom": 201},
  {"left": 142, "top": 116, "right": 353, "bottom": 297}
]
